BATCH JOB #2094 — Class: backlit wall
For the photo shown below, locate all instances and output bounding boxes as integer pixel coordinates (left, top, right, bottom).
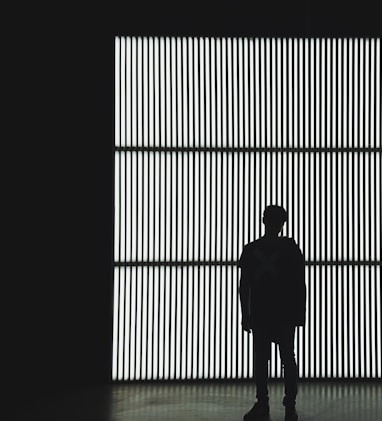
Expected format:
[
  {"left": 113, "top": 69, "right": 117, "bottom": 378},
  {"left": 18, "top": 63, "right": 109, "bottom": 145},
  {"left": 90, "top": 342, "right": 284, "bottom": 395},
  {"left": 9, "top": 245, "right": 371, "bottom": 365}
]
[{"left": 113, "top": 37, "right": 381, "bottom": 380}]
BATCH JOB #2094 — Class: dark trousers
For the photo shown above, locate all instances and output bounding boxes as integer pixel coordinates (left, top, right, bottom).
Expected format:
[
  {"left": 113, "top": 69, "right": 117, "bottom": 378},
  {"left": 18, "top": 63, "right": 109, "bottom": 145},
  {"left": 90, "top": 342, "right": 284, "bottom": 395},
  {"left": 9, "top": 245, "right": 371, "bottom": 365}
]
[{"left": 253, "top": 325, "right": 298, "bottom": 407}]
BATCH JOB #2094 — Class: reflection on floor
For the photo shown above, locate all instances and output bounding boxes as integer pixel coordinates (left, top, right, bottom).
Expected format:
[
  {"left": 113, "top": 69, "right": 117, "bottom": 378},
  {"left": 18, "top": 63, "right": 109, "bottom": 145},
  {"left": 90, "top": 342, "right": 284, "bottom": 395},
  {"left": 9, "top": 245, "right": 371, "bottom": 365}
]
[{"left": 12, "top": 380, "right": 382, "bottom": 421}]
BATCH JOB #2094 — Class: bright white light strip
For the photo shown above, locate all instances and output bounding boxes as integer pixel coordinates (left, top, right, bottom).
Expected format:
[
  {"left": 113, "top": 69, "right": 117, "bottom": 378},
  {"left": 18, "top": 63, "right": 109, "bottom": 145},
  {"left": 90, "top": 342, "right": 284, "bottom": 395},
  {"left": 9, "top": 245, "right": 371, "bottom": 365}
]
[
  {"left": 298, "top": 37, "right": 303, "bottom": 151},
  {"left": 198, "top": 39, "right": 205, "bottom": 146},
  {"left": 370, "top": 39, "right": 375, "bottom": 148},
  {"left": 181, "top": 150, "right": 187, "bottom": 261},
  {"left": 137, "top": 38, "right": 142, "bottom": 146},
  {"left": 344, "top": 268, "right": 351, "bottom": 378},
  {"left": 114, "top": 153, "right": 120, "bottom": 262},
  {"left": 293, "top": 38, "right": 298, "bottom": 148},
  {"left": 187, "top": 150, "right": 194, "bottom": 261},
  {"left": 205, "top": 38, "right": 211, "bottom": 148},
  {"left": 191, "top": 38, "right": 198, "bottom": 147},
  {"left": 120, "top": 150, "right": 126, "bottom": 262},
  {"left": 334, "top": 267, "right": 339, "bottom": 378},
  {"left": 118, "top": 269, "right": 125, "bottom": 380},
  {"left": 215, "top": 36, "right": 222, "bottom": 142},
  {"left": 321, "top": 266, "right": 326, "bottom": 376},
  {"left": 215, "top": 265, "right": 222, "bottom": 378},
  {"left": 210, "top": 50, "right": 217, "bottom": 260},
  {"left": 112, "top": 267, "right": 119, "bottom": 380},
  {"left": 348, "top": 266, "right": 352, "bottom": 377},
  {"left": 232, "top": 38, "right": 242, "bottom": 146},
  {"left": 174, "top": 38, "right": 180, "bottom": 148},
  {"left": 148, "top": 152, "right": 154, "bottom": 262},
  {"left": 183, "top": 267, "right": 192, "bottom": 379},
  {"left": 142, "top": 38, "right": 148, "bottom": 148},
  {"left": 125, "top": 151, "right": 132, "bottom": 262},
  {"left": 348, "top": 39, "right": 353, "bottom": 147},
  {"left": 243, "top": 38, "right": 249, "bottom": 149},
  {"left": 193, "top": 267, "right": 199, "bottom": 378},
  {"left": 197, "top": 267, "right": 204, "bottom": 378},
  {"left": 215, "top": 154, "right": 225, "bottom": 261},
  {"left": 376, "top": 266, "right": 382, "bottom": 377},
  {"left": 172, "top": 270, "right": 184, "bottom": 378},
  {"left": 159, "top": 267, "right": 171, "bottom": 380},
  {"left": 370, "top": 266, "right": 376, "bottom": 376},
  {"left": 203, "top": 266, "right": 210, "bottom": 377},
  {"left": 376, "top": 39, "right": 381, "bottom": 150},
  {"left": 209, "top": 266, "right": 216, "bottom": 378},
  {"left": 141, "top": 266, "right": 148, "bottom": 380},
  {"left": 182, "top": 38, "right": 188, "bottom": 149},
  {"left": 288, "top": 38, "right": 293, "bottom": 147},
  {"left": 354, "top": 39, "right": 359, "bottom": 148},
  {"left": 254, "top": 38, "right": 260, "bottom": 148},
  {"left": 148, "top": 38, "right": 154, "bottom": 148},
  {"left": 376, "top": 154, "right": 381, "bottom": 265},
  {"left": 115, "top": 37, "right": 120, "bottom": 148},
  {"left": 153, "top": 267, "right": 159, "bottom": 378},
  {"left": 114, "top": 37, "right": 381, "bottom": 381},
  {"left": 339, "top": 39, "right": 344, "bottom": 150},
  {"left": 261, "top": 38, "right": 265, "bottom": 147},
  {"left": 275, "top": 39, "right": 281, "bottom": 148},
  {"left": 137, "top": 152, "right": 143, "bottom": 261},
  {"left": 365, "top": 266, "right": 371, "bottom": 377},
  {"left": 266, "top": 38, "right": 271, "bottom": 147},
  {"left": 158, "top": 266, "right": 164, "bottom": 378},
  {"left": 221, "top": 266, "right": 227, "bottom": 378},
  {"left": 227, "top": 153, "right": 233, "bottom": 261},
  {"left": 177, "top": 151, "right": 183, "bottom": 261},
  {"left": 135, "top": 266, "right": 143, "bottom": 379},
  {"left": 120, "top": 38, "right": 126, "bottom": 148},
  {"left": 272, "top": 38, "right": 276, "bottom": 148}
]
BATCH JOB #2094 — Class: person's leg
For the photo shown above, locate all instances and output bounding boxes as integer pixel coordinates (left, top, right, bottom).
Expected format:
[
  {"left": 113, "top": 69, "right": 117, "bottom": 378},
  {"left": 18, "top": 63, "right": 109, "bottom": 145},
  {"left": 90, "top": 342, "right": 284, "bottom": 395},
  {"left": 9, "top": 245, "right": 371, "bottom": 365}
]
[
  {"left": 243, "top": 329, "right": 271, "bottom": 420},
  {"left": 278, "top": 325, "right": 298, "bottom": 408},
  {"left": 253, "top": 327, "right": 271, "bottom": 404}
]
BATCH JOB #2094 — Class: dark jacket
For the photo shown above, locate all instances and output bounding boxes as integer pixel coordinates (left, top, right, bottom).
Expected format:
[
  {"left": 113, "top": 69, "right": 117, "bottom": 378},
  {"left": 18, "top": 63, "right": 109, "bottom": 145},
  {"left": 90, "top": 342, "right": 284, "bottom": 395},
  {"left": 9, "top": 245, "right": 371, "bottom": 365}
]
[{"left": 238, "top": 236, "right": 306, "bottom": 328}]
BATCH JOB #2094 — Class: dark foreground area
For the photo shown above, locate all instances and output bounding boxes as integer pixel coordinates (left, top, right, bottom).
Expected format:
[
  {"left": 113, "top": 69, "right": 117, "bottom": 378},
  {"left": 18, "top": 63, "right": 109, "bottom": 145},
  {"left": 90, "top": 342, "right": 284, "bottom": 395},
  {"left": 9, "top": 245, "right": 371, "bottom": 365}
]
[{"left": 10, "top": 380, "right": 382, "bottom": 421}]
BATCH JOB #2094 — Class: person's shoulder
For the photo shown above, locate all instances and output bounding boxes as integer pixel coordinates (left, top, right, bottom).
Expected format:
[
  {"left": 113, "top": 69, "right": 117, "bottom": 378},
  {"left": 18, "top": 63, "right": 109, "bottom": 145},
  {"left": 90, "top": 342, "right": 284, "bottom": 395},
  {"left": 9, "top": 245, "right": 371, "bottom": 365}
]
[
  {"left": 280, "top": 237, "right": 304, "bottom": 256},
  {"left": 279, "top": 236, "right": 301, "bottom": 249},
  {"left": 239, "top": 239, "right": 261, "bottom": 259},
  {"left": 248, "top": 237, "right": 267, "bottom": 249},
  {"left": 242, "top": 240, "right": 257, "bottom": 251},
  {"left": 279, "top": 236, "right": 297, "bottom": 244},
  {"left": 238, "top": 241, "right": 256, "bottom": 267}
]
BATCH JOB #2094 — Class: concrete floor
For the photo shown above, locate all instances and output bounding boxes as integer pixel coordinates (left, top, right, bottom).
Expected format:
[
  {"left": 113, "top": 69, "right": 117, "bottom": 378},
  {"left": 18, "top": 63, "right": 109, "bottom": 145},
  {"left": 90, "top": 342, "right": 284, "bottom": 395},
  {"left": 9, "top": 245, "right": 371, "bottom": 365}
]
[{"left": 11, "top": 380, "right": 382, "bottom": 421}]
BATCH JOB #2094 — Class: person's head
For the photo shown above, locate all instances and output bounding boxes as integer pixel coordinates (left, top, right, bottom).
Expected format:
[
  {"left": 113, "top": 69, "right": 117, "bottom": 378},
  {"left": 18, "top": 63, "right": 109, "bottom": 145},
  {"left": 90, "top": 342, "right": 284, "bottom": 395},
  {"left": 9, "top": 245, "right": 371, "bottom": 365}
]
[{"left": 262, "top": 205, "right": 287, "bottom": 237}]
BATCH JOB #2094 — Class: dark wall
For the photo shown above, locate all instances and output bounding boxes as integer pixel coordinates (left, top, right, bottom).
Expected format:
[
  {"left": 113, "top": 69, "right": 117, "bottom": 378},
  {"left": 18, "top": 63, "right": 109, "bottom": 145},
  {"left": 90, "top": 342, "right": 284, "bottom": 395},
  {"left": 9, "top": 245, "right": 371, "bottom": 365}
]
[
  {"left": 5, "top": 7, "right": 114, "bottom": 416},
  {"left": 4, "top": 1, "right": 381, "bottom": 417}
]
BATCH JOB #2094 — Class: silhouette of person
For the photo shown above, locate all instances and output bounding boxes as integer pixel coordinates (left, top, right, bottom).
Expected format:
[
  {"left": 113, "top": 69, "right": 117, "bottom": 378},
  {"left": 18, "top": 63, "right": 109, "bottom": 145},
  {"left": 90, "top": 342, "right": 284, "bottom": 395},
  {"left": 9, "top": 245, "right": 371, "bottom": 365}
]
[{"left": 238, "top": 205, "right": 306, "bottom": 421}]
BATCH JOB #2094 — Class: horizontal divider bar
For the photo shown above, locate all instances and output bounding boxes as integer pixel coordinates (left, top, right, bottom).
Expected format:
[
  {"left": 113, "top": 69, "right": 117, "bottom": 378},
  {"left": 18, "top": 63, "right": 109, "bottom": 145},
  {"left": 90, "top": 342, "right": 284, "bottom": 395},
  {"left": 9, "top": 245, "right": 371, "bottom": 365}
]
[
  {"left": 114, "top": 260, "right": 381, "bottom": 267},
  {"left": 115, "top": 146, "right": 382, "bottom": 153}
]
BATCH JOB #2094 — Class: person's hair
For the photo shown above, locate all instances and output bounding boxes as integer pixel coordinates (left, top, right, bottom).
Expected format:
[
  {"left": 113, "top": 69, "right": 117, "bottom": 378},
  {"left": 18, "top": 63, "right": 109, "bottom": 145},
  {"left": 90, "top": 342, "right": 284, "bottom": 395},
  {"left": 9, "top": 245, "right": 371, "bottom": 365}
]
[{"left": 263, "top": 205, "right": 287, "bottom": 224}]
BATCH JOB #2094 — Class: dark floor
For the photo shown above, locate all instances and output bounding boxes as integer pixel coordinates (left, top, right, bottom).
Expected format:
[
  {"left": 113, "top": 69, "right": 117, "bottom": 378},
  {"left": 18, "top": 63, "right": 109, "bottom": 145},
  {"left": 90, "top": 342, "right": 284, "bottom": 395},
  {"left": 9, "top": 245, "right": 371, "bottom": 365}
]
[{"left": 10, "top": 380, "right": 382, "bottom": 421}]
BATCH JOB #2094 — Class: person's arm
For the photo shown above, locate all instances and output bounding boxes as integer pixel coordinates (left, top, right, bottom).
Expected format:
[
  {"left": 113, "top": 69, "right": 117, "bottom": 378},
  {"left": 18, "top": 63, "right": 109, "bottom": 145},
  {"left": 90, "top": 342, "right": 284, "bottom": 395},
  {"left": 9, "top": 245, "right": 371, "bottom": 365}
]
[
  {"left": 239, "top": 269, "right": 251, "bottom": 332},
  {"left": 238, "top": 245, "right": 252, "bottom": 332},
  {"left": 292, "top": 241, "right": 306, "bottom": 326},
  {"left": 296, "top": 249, "right": 306, "bottom": 326}
]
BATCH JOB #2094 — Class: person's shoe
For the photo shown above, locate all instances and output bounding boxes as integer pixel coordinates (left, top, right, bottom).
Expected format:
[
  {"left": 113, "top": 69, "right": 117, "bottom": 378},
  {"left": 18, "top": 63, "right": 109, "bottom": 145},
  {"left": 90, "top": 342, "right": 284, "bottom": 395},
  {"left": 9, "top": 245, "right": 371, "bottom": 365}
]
[
  {"left": 285, "top": 406, "right": 298, "bottom": 421},
  {"left": 243, "top": 401, "right": 270, "bottom": 420}
]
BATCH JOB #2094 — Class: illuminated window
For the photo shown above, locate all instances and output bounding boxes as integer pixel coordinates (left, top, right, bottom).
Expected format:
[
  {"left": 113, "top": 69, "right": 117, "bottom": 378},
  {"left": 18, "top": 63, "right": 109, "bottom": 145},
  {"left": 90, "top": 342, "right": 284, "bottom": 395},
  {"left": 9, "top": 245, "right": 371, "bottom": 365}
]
[{"left": 114, "top": 37, "right": 381, "bottom": 380}]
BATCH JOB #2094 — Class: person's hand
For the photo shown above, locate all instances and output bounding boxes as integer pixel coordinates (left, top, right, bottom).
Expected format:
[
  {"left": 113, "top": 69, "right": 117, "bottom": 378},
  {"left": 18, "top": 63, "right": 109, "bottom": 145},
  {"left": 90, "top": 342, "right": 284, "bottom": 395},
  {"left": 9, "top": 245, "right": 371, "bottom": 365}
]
[{"left": 241, "top": 318, "right": 252, "bottom": 333}]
